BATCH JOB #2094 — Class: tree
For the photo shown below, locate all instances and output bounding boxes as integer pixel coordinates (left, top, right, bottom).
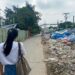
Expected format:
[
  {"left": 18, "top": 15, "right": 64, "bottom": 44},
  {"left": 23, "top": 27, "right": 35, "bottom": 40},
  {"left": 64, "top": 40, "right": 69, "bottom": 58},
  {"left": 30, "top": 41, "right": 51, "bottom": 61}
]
[
  {"left": 5, "top": 2, "right": 41, "bottom": 36},
  {"left": 58, "top": 21, "right": 73, "bottom": 30},
  {"left": 5, "top": 7, "right": 15, "bottom": 24}
]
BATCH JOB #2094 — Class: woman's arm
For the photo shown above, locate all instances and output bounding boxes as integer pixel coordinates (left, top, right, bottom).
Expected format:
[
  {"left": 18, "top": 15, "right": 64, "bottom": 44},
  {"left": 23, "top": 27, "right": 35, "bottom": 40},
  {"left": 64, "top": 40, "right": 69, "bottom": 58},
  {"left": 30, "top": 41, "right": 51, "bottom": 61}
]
[{"left": 20, "top": 42, "right": 27, "bottom": 55}]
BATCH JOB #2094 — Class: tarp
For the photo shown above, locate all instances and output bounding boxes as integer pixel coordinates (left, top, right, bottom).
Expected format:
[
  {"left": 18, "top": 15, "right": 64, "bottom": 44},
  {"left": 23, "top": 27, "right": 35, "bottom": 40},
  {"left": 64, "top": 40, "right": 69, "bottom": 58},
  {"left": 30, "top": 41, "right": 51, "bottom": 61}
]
[
  {"left": 51, "top": 33, "right": 65, "bottom": 39},
  {"left": 51, "top": 30, "right": 70, "bottom": 40},
  {"left": 68, "top": 34, "right": 75, "bottom": 42}
]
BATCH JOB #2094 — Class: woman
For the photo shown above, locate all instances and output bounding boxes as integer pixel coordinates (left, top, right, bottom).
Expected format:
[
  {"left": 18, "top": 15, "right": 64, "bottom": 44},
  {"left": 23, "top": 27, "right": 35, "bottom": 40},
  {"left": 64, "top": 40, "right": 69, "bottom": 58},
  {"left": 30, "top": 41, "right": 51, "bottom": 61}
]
[{"left": 0, "top": 28, "right": 25, "bottom": 75}]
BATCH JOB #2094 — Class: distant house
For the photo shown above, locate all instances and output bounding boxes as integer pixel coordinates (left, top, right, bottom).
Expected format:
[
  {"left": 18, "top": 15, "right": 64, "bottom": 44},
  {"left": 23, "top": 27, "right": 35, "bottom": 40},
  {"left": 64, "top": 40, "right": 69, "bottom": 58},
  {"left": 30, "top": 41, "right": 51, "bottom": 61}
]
[{"left": 0, "top": 16, "right": 5, "bottom": 27}]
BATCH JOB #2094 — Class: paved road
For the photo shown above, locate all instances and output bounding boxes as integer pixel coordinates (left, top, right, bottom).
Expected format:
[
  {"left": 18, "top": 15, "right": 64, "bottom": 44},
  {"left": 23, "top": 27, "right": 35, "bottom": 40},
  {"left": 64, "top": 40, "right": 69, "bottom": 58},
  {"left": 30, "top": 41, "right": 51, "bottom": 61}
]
[{"left": 23, "top": 35, "right": 47, "bottom": 75}]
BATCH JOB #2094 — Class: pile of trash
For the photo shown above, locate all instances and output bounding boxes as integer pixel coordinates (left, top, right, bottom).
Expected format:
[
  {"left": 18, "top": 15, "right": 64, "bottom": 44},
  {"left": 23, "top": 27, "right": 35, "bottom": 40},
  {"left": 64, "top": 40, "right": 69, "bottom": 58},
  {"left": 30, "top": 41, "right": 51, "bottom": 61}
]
[
  {"left": 42, "top": 37, "right": 75, "bottom": 75},
  {"left": 51, "top": 30, "right": 70, "bottom": 39},
  {"left": 51, "top": 29, "right": 75, "bottom": 43}
]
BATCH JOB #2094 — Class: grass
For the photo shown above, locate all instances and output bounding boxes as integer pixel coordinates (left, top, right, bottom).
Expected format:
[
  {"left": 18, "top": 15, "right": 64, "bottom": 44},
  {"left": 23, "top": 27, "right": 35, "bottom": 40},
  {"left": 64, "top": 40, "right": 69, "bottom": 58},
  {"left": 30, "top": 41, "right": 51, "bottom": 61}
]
[{"left": 0, "top": 28, "right": 28, "bottom": 43}]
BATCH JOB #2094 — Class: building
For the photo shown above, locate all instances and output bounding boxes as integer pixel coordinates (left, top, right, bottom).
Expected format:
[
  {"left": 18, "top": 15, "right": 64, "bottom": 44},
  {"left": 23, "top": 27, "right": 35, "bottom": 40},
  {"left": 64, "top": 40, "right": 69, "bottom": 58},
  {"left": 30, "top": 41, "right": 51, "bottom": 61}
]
[{"left": 1, "top": 24, "right": 17, "bottom": 29}]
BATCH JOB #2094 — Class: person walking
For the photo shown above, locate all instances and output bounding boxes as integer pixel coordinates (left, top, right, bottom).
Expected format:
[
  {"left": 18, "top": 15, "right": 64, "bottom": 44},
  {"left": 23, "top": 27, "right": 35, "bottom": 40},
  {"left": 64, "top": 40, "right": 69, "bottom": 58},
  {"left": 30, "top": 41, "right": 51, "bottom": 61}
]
[{"left": 0, "top": 28, "right": 25, "bottom": 75}]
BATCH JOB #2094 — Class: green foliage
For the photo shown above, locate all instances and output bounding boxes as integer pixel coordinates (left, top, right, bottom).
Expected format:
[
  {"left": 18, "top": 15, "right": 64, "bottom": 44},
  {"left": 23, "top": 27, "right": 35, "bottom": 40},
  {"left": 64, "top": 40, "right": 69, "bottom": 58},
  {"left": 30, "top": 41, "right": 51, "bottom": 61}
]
[
  {"left": 5, "top": 2, "right": 41, "bottom": 35},
  {"left": 31, "top": 25, "right": 41, "bottom": 35},
  {"left": 58, "top": 21, "right": 73, "bottom": 30},
  {"left": 5, "top": 7, "right": 15, "bottom": 24}
]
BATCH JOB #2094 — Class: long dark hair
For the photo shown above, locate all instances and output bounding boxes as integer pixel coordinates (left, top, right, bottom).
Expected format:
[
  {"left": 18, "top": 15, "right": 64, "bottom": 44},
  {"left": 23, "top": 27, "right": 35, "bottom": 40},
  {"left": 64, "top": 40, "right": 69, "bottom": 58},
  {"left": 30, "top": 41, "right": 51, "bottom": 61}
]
[{"left": 3, "top": 28, "right": 18, "bottom": 56}]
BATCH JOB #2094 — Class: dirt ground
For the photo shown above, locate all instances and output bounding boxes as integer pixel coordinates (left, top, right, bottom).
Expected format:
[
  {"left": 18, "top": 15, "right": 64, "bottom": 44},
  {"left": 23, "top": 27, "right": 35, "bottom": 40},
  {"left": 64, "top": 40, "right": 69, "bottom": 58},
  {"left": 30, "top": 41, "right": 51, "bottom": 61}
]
[{"left": 23, "top": 35, "right": 47, "bottom": 75}]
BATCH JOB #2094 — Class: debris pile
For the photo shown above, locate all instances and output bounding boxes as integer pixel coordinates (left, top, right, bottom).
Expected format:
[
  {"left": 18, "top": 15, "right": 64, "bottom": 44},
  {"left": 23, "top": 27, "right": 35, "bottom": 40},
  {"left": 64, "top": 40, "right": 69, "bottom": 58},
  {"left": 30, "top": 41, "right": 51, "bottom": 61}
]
[{"left": 42, "top": 37, "right": 75, "bottom": 75}]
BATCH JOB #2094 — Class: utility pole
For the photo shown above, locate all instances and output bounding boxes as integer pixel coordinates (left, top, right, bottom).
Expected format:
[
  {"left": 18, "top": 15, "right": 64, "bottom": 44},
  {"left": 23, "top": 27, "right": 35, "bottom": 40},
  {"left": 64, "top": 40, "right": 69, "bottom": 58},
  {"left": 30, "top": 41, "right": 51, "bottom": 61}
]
[
  {"left": 73, "top": 16, "right": 75, "bottom": 28},
  {"left": 0, "top": 9, "right": 1, "bottom": 27},
  {"left": 57, "top": 20, "right": 59, "bottom": 30},
  {"left": 0, "top": 9, "right": 1, "bottom": 16},
  {"left": 73, "top": 16, "right": 75, "bottom": 24},
  {"left": 63, "top": 13, "right": 69, "bottom": 29},
  {"left": 63, "top": 13, "right": 69, "bottom": 22}
]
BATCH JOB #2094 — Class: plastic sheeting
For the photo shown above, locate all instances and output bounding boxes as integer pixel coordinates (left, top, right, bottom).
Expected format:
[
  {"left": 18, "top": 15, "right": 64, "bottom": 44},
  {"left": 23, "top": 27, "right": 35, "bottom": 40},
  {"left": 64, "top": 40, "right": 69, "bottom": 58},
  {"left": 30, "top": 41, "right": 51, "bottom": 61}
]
[
  {"left": 68, "top": 34, "right": 75, "bottom": 42},
  {"left": 51, "top": 30, "right": 70, "bottom": 39}
]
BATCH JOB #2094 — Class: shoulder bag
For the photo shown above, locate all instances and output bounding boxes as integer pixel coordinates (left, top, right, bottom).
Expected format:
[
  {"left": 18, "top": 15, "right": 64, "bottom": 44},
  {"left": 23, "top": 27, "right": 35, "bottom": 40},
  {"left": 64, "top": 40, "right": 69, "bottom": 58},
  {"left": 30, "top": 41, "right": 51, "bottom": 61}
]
[{"left": 16, "top": 42, "right": 31, "bottom": 75}]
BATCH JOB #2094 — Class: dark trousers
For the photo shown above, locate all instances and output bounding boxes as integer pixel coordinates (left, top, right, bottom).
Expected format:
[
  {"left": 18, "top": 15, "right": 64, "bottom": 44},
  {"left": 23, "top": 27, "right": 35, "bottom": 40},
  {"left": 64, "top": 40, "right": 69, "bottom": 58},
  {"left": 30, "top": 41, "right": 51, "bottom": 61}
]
[{"left": 4, "top": 65, "right": 16, "bottom": 75}]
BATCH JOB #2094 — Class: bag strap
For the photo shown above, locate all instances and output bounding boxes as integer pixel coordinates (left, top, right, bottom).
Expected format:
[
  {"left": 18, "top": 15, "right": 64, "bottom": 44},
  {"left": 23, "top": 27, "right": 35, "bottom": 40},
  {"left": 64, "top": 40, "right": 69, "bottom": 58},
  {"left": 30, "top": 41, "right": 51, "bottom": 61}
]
[
  {"left": 18, "top": 42, "right": 31, "bottom": 73},
  {"left": 18, "top": 42, "right": 22, "bottom": 58}
]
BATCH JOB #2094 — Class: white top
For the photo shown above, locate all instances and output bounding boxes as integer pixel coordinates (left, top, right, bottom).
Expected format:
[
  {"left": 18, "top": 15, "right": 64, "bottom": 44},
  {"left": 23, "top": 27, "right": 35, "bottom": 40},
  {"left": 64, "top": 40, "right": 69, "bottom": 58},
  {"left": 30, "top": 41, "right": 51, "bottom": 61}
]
[{"left": 0, "top": 41, "right": 25, "bottom": 65}]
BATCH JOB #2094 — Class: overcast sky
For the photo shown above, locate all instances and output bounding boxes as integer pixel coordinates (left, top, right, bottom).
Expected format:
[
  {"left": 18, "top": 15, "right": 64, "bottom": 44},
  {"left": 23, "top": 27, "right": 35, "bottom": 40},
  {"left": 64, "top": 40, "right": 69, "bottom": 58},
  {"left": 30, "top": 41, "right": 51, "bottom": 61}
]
[{"left": 0, "top": 0, "right": 75, "bottom": 25}]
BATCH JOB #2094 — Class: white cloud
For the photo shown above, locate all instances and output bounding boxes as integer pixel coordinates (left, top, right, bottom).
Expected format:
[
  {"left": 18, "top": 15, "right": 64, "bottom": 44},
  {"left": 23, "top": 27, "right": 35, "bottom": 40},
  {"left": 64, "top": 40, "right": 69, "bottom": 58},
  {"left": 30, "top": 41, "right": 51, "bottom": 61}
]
[
  {"left": 0, "top": 0, "right": 75, "bottom": 24},
  {"left": 0, "top": 0, "right": 8, "bottom": 16},
  {"left": 0, "top": 0, "right": 7, "bottom": 10},
  {"left": 36, "top": 0, "right": 65, "bottom": 10},
  {"left": 36, "top": 0, "right": 75, "bottom": 24}
]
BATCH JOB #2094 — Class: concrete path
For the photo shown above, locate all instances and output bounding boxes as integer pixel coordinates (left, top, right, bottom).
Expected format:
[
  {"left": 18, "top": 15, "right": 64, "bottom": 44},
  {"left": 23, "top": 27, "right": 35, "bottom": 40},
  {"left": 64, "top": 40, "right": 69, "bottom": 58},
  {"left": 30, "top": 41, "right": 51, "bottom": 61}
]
[{"left": 23, "top": 35, "right": 47, "bottom": 75}]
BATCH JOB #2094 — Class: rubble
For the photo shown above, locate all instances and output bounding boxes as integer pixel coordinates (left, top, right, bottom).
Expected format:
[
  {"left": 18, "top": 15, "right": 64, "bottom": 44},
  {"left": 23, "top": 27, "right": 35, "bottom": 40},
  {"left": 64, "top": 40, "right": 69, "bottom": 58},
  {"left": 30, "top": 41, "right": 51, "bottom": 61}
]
[{"left": 41, "top": 36, "right": 75, "bottom": 75}]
